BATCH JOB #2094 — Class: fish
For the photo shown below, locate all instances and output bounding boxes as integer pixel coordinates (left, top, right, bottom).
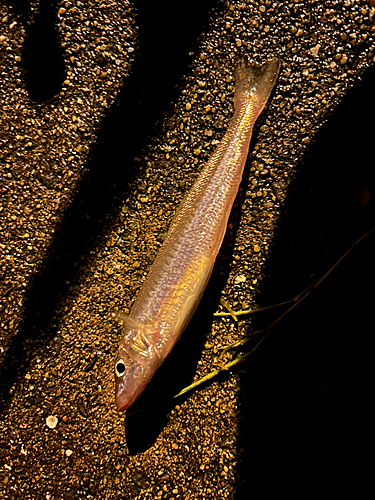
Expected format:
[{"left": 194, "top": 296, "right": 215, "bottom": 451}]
[{"left": 115, "top": 57, "right": 281, "bottom": 411}]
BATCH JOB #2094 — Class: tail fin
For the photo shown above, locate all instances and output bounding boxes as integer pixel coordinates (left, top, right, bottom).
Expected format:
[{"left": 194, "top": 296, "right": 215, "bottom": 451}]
[{"left": 234, "top": 57, "right": 280, "bottom": 112}]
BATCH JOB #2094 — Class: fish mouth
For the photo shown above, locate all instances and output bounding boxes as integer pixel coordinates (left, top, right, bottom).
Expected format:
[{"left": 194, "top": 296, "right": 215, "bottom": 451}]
[
  {"left": 115, "top": 390, "right": 139, "bottom": 412},
  {"left": 116, "top": 395, "right": 133, "bottom": 412},
  {"left": 116, "top": 403, "right": 128, "bottom": 412}
]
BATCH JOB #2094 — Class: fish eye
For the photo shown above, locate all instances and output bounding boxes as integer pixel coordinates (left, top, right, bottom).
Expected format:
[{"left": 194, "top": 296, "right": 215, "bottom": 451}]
[{"left": 115, "top": 359, "right": 126, "bottom": 377}]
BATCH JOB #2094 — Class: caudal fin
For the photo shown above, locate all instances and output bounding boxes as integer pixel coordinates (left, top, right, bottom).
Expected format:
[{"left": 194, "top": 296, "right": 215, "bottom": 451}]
[{"left": 234, "top": 57, "right": 280, "bottom": 112}]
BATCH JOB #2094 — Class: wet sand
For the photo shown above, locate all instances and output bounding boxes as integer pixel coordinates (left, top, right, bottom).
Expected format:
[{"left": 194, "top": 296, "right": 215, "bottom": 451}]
[{"left": 1, "top": 1, "right": 374, "bottom": 498}]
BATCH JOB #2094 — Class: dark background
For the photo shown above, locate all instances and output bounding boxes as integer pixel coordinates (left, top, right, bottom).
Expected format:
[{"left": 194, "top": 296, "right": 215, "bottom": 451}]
[{"left": 236, "top": 64, "right": 375, "bottom": 498}]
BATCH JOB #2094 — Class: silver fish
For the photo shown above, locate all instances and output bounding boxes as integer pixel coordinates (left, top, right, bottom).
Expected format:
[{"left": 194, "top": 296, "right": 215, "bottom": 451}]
[{"left": 115, "top": 57, "right": 280, "bottom": 411}]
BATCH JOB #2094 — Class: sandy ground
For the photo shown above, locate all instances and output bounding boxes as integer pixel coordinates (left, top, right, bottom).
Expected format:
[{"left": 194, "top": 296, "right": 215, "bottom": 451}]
[{"left": 1, "top": 0, "right": 374, "bottom": 498}]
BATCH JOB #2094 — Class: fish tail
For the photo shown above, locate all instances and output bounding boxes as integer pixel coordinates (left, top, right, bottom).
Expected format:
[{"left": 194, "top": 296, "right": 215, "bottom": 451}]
[{"left": 234, "top": 57, "right": 280, "bottom": 113}]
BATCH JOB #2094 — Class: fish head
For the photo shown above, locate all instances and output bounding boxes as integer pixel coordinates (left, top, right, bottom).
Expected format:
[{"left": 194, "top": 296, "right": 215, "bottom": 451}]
[{"left": 115, "top": 322, "right": 159, "bottom": 411}]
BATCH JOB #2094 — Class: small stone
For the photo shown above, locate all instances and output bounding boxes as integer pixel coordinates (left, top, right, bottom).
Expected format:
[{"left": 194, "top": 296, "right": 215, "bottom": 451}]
[
  {"left": 310, "top": 44, "right": 320, "bottom": 57},
  {"left": 46, "top": 415, "right": 58, "bottom": 429},
  {"left": 254, "top": 244, "right": 261, "bottom": 253},
  {"left": 65, "top": 449, "right": 73, "bottom": 457},
  {"left": 234, "top": 275, "right": 246, "bottom": 284},
  {"left": 340, "top": 54, "right": 348, "bottom": 65}
]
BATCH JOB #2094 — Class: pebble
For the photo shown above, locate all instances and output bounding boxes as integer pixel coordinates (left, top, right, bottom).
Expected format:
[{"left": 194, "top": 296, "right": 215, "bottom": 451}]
[
  {"left": 234, "top": 274, "right": 246, "bottom": 284},
  {"left": 340, "top": 54, "right": 348, "bottom": 65},
  {"left": 310, "top": 44, "right": 320, "bottom": 57},
  {"left": 46, "top": 415, "right": 58, "bottom": 429}
]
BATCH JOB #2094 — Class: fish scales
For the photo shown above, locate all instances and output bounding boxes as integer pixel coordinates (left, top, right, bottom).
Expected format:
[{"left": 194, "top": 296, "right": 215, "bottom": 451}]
[{"left": 115, "top": 57, "right": 280, "bottom": 411}]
